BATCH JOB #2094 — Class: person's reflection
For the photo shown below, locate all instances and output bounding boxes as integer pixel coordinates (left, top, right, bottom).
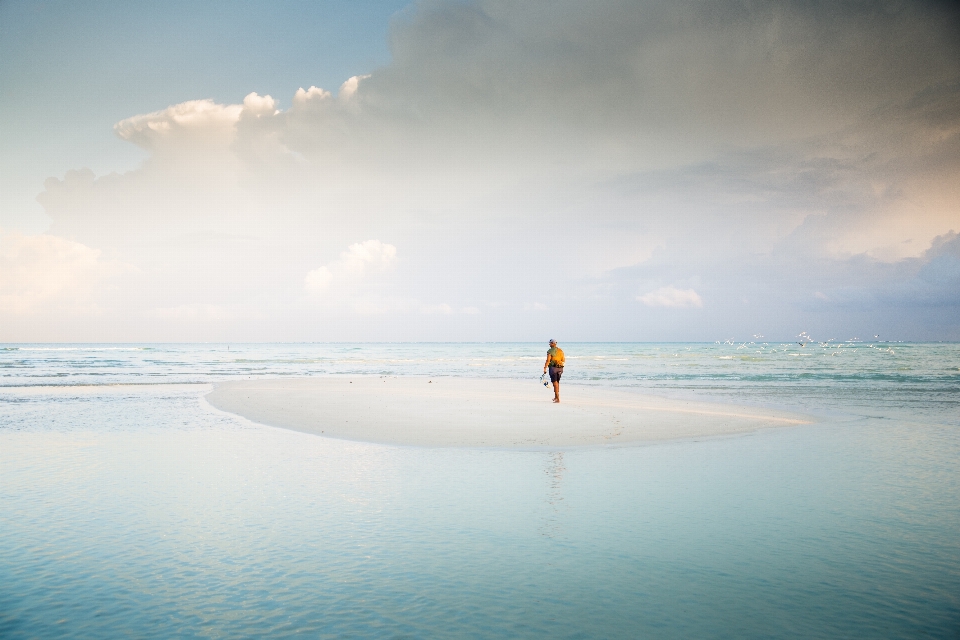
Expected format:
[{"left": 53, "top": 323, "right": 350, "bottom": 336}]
[{"left": 541, "top": 451, "right": 566, "bottom": 537}]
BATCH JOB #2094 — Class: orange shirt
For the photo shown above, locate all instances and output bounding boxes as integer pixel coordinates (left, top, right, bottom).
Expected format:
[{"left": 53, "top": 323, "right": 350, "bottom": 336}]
[{"left": 547, "top": 347, "right": 565, "bottom": 367}]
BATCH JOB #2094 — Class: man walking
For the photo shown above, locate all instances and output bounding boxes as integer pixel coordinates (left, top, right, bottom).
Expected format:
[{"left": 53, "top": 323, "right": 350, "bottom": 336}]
[{"left": 543, "top": 339, "right": 565, "bottom": 403}]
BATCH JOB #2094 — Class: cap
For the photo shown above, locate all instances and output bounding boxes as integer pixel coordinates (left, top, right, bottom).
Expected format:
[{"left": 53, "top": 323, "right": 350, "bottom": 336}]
[{"left": 549, "top": 339, "right": 557, "bottom": 344}]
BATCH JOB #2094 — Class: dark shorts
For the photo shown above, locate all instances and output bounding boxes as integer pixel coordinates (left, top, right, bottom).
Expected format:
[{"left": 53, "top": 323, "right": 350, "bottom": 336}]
[{"left": 549, "top": 366, "right": 563, "bottom": 383}]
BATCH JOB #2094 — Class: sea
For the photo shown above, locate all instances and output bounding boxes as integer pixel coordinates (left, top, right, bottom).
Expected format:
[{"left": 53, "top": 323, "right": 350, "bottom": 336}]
[{"left": 1, "top": 342, "right": 958, "bottom": 638}]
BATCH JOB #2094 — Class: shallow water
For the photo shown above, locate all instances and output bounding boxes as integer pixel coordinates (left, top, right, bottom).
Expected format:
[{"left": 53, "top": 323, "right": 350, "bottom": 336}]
[{"left": 1, "top": 343, "right": 959, "bottom": 637}]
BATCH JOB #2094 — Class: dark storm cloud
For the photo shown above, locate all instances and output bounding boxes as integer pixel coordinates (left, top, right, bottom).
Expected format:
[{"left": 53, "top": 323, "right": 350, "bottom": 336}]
[{"left": 358, "top": 0, "right": 960, "bottom": 147}]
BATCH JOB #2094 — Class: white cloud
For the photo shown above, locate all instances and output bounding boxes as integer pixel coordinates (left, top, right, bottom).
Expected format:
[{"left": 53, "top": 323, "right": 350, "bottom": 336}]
[
  {"left": 114, "top": 99, "right": 242, "bottom": 151},
  {"left": 338, "top": 75, "right": 370, "bottom": 99},
  {"left": 304, "top": 266, "right": 333, "bottom": 293},
  {"left": 638, "top": 286, "right": 703, "bottom": 309},
  {"left": 293, "top": 86, "right": 332, "bottom": 107},
  {"left": 304, "top": 240, "right": 397, "bottom": 296},
  {"left": 0, "top": 230, "right": 121, "bottom": 315},
  {"left": 339, "top": 239, "right": 397, "bottom": 273},
  {"left": 241, "top": 92, "right": 279, "bottom": 117}
]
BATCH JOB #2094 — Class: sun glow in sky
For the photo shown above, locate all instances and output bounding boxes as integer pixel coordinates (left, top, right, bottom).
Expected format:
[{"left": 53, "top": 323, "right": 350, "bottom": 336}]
[{"left": 1, "top": 0, "right": 959, "bottom": 341}]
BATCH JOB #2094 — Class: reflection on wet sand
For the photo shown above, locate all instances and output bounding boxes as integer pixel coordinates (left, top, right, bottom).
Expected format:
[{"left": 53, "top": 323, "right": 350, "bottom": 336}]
[{"left": 541, "top": 451, "right": 566, "bottom": 538}]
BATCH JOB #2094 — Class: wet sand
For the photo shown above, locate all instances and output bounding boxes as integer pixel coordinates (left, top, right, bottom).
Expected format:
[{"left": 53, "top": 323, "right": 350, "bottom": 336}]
[{"left": 205, "top": 376, "right": 811, "bottom": 448}]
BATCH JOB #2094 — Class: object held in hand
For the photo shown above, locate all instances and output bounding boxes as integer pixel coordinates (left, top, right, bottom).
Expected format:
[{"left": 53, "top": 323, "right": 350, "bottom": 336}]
[{"left": 540, "top": 373, "right": 550, "bottom": 387}]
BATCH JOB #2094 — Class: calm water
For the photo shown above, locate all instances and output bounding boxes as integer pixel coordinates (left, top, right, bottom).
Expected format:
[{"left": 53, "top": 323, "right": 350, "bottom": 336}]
[{"left": 1, "top": 343, "right": 959, "bottom": 637}]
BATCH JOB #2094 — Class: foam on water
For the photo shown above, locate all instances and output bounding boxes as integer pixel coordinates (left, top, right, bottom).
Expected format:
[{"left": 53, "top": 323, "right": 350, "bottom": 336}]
[{"left": 1, "top": 344, "right": 959, "bottom": 637}]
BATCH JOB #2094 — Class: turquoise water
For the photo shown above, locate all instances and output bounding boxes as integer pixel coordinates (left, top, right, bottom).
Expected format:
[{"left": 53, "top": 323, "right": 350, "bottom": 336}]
[{"left": 1, "top": 343, "right": 959, "bottom": 637}]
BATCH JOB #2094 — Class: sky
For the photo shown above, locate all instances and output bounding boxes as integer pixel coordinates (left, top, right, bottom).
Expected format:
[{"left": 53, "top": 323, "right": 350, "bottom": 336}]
[{"left": 1, "top": 0, "right": 959, "bottom": 342}]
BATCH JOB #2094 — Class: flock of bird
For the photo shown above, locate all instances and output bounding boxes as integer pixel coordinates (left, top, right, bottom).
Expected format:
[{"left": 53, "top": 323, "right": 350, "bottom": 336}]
[
  {"left": 796, "top": 332, "right": 882, "bottom": 347},
  {"left": 716, "top": 333, "right": 892, "bottom": 356}
]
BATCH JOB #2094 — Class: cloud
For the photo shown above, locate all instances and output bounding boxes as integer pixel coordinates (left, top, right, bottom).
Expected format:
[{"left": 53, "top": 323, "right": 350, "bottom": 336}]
[
  {"left": 88, "top": 0, "right": 958, "bottom": 181},
  {"left": 241, "top": 92, "right": 278, "bottom": 117},
  {"left": 0, "top": 230, "right": 122, "bottom": 315},
  {"left": 304, "top": 240, "right": 397, "bottom": 296},
  {"left": 20, "top": 0, "right": 960, "bottom": 340},
  {"left": 338, "top": 75, "right": 370, "bottom": 99},
  {"left": 638, "top": 286, "right": 703, "bottom": 309},
  {"left": 114, "top": 99, "right": 243, "bottom": 152},
  {"left": 292, "top": 86, "right": 332, "bottom": 106},
  {"left": 879, "top": 232, "right": 960, "bottom": 308},
  {"left": 304, "top": 266, "right": 333, "bottom": 293},
  {"left": 362, "top": 0, "right": 960, "bottom": 163}
]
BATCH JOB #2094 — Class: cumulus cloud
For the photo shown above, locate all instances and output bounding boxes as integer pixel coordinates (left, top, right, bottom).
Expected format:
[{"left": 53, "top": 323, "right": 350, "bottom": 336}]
[
  {"left": 304, "top": 240, "right": 397, "bottom": 296},
  {"left": 292, "top": 86, "right": 332, "bottom": 106},
  {"left": 0, "top": 230, "right": 121, "bottom": 315},
  {"left": 114, "top": 99, "right": 243, "bottom": 152},
  {"left": 638, "top": 287, "right": 703, "bottom": 309},
  {"left": 241, "top": 92, "right": 278, "bottom": 117},
  {"left": 338, "top": 75, "right": 370, "bottom": 99}
]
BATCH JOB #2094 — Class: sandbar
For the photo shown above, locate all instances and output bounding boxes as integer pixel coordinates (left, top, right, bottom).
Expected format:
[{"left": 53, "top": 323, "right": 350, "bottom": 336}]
[{"left": 205, "top": 376, "right": 811, "bottom": 448}]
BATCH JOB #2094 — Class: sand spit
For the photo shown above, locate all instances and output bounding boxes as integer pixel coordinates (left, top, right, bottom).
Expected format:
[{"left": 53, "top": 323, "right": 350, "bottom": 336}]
[{"left": 205, "top": 376, "right": 811, "bottom": 448}]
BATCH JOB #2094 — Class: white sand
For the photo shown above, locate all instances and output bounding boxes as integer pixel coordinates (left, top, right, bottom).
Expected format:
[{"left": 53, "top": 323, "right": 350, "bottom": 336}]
[{"left": 205, "top": 376, "right": 812, "bottom": 448}]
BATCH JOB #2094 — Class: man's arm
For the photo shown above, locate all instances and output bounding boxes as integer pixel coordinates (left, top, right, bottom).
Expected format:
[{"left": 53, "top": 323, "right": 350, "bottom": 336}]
[{"left": 543, "top": 351, "right": 550, "bottom": 373}]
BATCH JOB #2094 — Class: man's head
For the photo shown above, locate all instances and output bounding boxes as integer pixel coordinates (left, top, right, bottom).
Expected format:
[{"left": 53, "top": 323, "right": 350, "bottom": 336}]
[{"left": 549, "top": 339, "right": 557, "bottom": 346}]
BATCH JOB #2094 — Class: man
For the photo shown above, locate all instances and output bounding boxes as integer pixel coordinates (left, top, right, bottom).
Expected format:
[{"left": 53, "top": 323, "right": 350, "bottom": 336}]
[{"left": 543, "top": 339, "right": 565, "bottom": 403}]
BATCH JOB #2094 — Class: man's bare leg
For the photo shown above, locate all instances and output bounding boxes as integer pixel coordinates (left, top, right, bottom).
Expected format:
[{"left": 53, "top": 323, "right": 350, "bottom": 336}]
[{"left": 552, "top": 381, "right": 560, "bottom": 403}]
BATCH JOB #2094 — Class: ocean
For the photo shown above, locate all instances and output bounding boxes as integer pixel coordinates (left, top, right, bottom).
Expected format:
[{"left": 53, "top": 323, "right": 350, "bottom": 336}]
[{"left": 1, "top": 342, "right": 958, "bottom": 637}]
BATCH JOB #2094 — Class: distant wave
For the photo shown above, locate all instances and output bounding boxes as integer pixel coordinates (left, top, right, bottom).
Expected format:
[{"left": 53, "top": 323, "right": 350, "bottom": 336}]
[
  {"left": 8, "top": 347, "right": 148, "bottom": 352},
  {"left": 0, "top": 381, "right": 206, "bottom": 389}
]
